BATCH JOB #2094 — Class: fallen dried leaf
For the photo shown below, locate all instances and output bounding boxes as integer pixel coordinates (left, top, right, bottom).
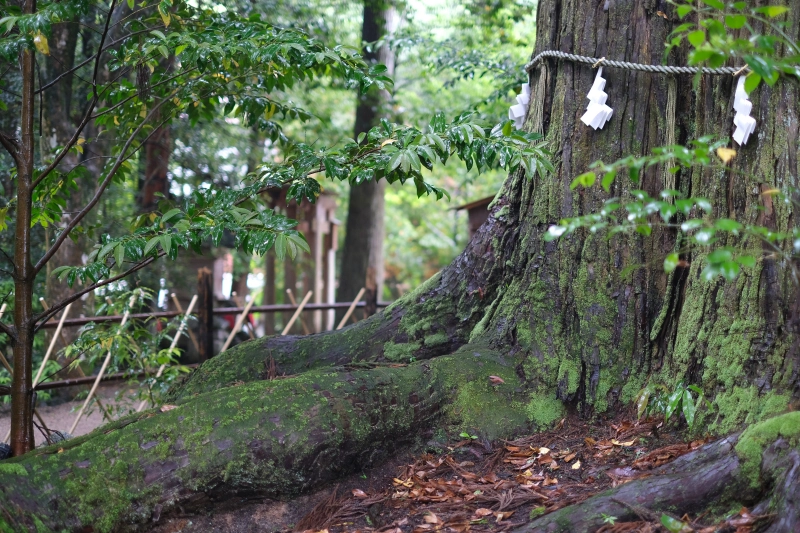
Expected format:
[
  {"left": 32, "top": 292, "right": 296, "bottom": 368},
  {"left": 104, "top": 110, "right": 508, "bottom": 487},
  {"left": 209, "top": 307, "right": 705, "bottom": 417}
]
[
  {"left": 351, "top": 488, "right": 368, "bottom": 498},
  {"left": 572, "top": 460, "right": 581, "bottom": 470},
  {"left": 424, "top": 512, "right": 442, "bottom": 524},
  {"left": 564, "top": 452, "right": 576, "bottom": 462},
  {"left": 488, "top": 375, "right": 505, "bottom": 384},
  {"left": 160, "top": 404, "right": 178, "bottom": 412},
  {"left": 611, "top": 439, "right": 635, "bottom": 447},
  {"left": 474, "top": 508, "right": 493, "bottom": 517},
  {"left": 543, "top": 476, "right": 558, "bottom": 486}
]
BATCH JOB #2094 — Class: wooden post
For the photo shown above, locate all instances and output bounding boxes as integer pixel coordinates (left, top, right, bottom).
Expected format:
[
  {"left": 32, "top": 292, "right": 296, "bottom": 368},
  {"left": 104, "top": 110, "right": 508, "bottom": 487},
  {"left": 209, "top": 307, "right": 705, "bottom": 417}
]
[
  {"left": 136, "top": 295, "right": 198, "bottom": 412},
  {"left": 33, "top": 303, "right": 72, "bottom": 387},
  {"left": 220, "top": 297, "right": 255, "bottom": 353},
  {"left": 264, "top": 250, "right": 276, "bottom": 334},
  {"left": 38, "top": 298, "right": 112, "bottom": 423},
  {"left": 170, "top": 293, "right": 200, "bottom": 353},
  {"left": 69, "top": 295, "right": 136, "bottom": 435},
  {"left": 285, "top": 289, "right": 311, "bottom": 335},
  {"left": 281, "top": 291, "right": 312, "bottom": 335},
  {"left": 197, "top": 268, "right": 214, "bottom": 361},
  {"left": 337, "top": 287, "right": 365, "bottom": 330}
]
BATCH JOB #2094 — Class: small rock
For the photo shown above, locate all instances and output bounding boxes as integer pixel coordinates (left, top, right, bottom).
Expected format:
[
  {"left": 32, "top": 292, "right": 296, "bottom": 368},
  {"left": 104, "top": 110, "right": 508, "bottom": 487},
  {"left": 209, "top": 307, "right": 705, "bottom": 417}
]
[{"left": 48, "top": 431, "right": 73, "bottom": 444}]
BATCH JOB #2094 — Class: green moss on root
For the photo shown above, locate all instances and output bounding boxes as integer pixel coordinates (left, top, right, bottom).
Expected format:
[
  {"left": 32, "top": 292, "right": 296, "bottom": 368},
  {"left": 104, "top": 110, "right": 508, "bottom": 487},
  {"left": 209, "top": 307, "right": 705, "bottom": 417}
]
[{"left": 735, "top": 411, "right": 800, "bottom": 487}]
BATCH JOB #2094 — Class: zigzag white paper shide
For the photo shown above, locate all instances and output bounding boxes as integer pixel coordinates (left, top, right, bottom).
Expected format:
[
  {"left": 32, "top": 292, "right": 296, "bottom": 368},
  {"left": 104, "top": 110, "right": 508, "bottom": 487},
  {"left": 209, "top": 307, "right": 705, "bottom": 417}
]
[
  {"left": 509, "top": 83, "right": 531, "bottom": 129},
  {"left": 580, "top": 67, "right": 613, "bottom": 130},
  {"left": 733, "top": 77, "right": 756, "bottom": 145}
]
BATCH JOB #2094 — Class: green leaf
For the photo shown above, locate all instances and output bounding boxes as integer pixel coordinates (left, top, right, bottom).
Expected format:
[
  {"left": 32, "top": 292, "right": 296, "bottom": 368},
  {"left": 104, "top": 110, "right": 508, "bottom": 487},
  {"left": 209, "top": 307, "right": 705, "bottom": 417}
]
[
  {"left": 676, "top": 4, "right": 693, "bottom": 18},
  {"left": 664, "top": 253, "right": 680, "bottom": 273},
  {"left": 570, "top": 172, "right": 596, "bottom": 190},
  {"left": 754, "top": 5, "right": 789, "bottom": 17},
  {"left": 161, "top": 208, "right": 181, "bottom": 224},
  {"left": 114, "top": 244, "right": 125, "bottom": 269},
  {"left": 736, "top": 255, "right": 756, "bottom": 268},
  {"left": 724, "top": 14, "right": 747, "bottom": 29},
  {"left": 661, "top": 514, "right": 688, "bottom": 533},
  {"left": 636, "top": 387, "right": 651, "bottom": 419},
  {"left": 98, "top": 241, "right": 116, "bottom": 261},
  {"left": 713, "top": 218, "right": 743, "bottom": 232},
  {"left": 274, "top": 234, "right": 286, "bottom": 260},
  {"left": 665, "top": 388, "right": 683, "bottom": 421},
  {"left": 695, "top": 198, "right": 712, "bottom": 212},
  {"left": 687, "top": 30, "right": 706, "bottom": 47},
  {"left": 682, "top": 389, "right": 696, "bottom": 427},
  {"left": 601, "top": 170, "right": 616, "bottom": 192},
  {"left": 160, "top": 235, "right": 172, "bottom": 255},
  {"left": 386, "top": 151, "right": 403, "bottom": 173},
  {"left": 708, "top": 248, "right": 733, "bottom": 263},
  {"left": 699, "top": 0, "right": 724, "bottom": 10},
  {"left": 744, "top": 73, "right": 761, "bottom": 94},
  {"left": 144, "top": 237, "right": 160, "bottom": 256},
  {"left": 720, "top": 260, "right": 740, "bottom": 280}
]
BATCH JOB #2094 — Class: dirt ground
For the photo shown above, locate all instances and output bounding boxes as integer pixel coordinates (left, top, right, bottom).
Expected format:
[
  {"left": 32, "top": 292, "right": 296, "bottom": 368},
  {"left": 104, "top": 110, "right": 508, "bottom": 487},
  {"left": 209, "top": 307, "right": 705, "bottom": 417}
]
[{"left": 0, "top": 383, "right": 139, "bottom": 446}]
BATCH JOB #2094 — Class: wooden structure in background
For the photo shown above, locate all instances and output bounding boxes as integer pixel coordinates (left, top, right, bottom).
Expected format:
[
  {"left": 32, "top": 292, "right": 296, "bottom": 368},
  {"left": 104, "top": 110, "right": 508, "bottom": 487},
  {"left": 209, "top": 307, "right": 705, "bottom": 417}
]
[
  {"left": 453, "top": 196, "right": 493, "bottom": 240},
  {"left": 263, "top": 189, "right": 340, "bottom": 333}
]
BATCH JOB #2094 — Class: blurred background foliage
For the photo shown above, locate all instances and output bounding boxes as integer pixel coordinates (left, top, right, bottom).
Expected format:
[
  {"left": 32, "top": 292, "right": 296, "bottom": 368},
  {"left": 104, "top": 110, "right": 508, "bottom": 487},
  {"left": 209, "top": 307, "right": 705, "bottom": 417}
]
[
  {"left": 165, "top": 0, "right": 537, "bottom": 298},
  {"left": 0, "top": 0, "right": 536, "bottom": 395}
]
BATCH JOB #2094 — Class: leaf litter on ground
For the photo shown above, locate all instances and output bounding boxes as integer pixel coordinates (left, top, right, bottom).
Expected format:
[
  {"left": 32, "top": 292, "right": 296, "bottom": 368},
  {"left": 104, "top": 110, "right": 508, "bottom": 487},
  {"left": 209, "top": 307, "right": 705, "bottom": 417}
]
[{"left": 291, "top": 412, "right": 767, "bottom": 533}]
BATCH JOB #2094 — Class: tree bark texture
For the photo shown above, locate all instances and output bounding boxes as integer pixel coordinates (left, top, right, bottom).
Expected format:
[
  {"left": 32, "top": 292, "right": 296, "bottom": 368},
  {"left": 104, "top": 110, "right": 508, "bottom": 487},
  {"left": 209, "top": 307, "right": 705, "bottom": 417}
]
[
  {"left": 10, "top": 0, "right": 39, "bottom": 457},
  {"left": 2, "top": 0, "right": 800, "bottom": 529},
  {"left": 337, "top": 0, "right": 398, "bottom": 317}
]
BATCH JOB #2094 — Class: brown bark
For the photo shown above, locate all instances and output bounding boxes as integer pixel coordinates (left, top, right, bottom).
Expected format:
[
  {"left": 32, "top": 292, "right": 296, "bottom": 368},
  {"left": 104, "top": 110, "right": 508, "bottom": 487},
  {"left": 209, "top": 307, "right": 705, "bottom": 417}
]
[
  {"left": 337, "top": 0, "right": 398, "bottom": 318},
  {"left": 10, "top": 0, "right": 38, "bottom": 456},
  {"left": 140, "top": 125, "right": 172, "bottom": 211}
]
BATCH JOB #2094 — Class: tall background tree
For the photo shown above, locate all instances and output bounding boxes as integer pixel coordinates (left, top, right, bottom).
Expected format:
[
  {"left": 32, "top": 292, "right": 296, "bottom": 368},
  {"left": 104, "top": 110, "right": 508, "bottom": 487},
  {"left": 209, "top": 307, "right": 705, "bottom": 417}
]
[{"left": 337, "top": 0, "right": 398, "bottom": 317}]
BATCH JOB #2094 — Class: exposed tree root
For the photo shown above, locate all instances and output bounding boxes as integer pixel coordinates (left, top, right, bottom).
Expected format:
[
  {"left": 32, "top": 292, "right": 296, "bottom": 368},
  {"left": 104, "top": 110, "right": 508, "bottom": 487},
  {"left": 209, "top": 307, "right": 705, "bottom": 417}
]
[
  {"left": 0, "top": 348, "right": 526, "bottom": 532},
  {"left": 517, "top": 413, "right": 800, "bottom": 533}
]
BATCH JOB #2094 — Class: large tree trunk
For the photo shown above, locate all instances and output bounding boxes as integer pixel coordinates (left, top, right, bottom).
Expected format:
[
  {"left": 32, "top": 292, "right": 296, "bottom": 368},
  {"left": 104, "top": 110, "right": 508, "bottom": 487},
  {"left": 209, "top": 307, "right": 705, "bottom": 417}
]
[
  {"left": 2, "top": 0, "right": 800, "bottom": 529},
  {"left": 337, "top": 0, "right": 398, "bottom": 318}
]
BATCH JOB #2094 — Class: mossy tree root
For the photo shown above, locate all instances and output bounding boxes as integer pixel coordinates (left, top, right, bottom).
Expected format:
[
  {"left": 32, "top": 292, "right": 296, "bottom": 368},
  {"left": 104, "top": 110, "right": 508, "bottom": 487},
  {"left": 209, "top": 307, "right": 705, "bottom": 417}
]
[
  {"left": 0, "top": 350, "right": 526, "bottom": 533},
  {"left": 517, "top": 412, "right": 800, "bottom": 533}
]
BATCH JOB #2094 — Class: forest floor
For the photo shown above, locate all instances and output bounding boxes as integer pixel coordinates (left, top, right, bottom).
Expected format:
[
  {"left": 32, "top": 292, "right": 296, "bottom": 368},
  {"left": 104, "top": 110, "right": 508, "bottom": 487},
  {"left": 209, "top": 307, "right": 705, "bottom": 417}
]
[
  {"left": 151, "top": 412, "right": 765, "bottom": 533},
  {"left": 0, "top": 383, "right": 139, "bottom": 446}
]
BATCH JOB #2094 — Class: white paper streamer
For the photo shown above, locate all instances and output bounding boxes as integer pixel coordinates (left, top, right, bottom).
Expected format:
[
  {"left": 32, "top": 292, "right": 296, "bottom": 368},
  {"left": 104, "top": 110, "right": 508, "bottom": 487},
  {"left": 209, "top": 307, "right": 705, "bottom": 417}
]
[
  {"left": 580, "top": 67, "right": 613, "bottom": 130},
  {"left": 732, "top": 77, "right": 756, "bottom": 145},
  {"left": 509, "top": 83, "right": 531, "bottom": 129}
]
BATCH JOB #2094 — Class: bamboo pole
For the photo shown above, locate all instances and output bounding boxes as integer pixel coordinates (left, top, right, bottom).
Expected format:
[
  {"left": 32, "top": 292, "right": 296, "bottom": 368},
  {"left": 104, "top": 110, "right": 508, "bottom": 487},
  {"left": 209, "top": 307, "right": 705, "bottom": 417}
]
[
  {"left": 33, "top": 303, "right": 72, "bottom": 387},
  {"left": 281, "top": 291, "right": 312, "bottom": 336},
  {"left": 69, "top": 294, "right": 136, "bottom": 435},
  {"left": 136, "top": 295, "right": 198, "bottom": 412},
  {"left": 220, "top": 297, "right": 255, "bottom": 353},
  {"left": 285, "top": 289, "right": 311, "bottom": 334},
  {"left": 38, "top": 298, "right": 112, "bottom": 422},
  {"left": 170, "top": 293, "right": 200, "bottom": 353},
  {"left": 337, "top": 287, "right": 366, "bottom": 330}
]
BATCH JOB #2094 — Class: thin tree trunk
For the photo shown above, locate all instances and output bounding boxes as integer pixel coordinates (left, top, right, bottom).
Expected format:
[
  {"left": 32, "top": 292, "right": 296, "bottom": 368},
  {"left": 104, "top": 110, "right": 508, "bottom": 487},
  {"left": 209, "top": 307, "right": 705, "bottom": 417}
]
[
  {"left": 337, "top": 0, "right": 398, "bottom": 318},
  {"left": 10, "top": 0, "right": 38, "bottom": 456}
]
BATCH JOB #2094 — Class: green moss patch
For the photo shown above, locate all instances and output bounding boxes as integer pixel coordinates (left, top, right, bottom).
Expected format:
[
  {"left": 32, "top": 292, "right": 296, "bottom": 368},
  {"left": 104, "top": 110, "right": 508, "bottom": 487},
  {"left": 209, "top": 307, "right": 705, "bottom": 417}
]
[{"left": 735, "top": 411, "right": 800, "bottom": 487}]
